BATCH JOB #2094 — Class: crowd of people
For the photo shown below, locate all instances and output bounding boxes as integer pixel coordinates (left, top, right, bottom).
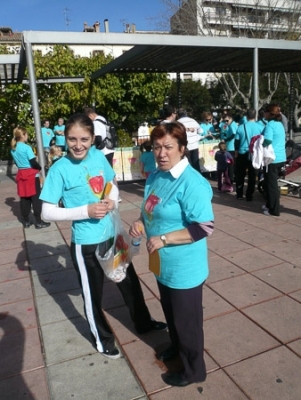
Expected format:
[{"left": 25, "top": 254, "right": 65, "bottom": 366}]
[
  {"left": 153, "top": 104, "right": 286, "bottom": 217},
  {"left": 9, "top": 102, "right": 286, "bottom": 388}
]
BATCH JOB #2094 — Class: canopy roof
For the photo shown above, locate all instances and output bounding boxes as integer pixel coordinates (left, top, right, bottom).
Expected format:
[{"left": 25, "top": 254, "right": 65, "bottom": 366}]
[
  {"left": 91, "top": 34, "right": 301, "bottom": 79},
  {"left": 1, "top": 32, "right": 301, "bottom": 85}
]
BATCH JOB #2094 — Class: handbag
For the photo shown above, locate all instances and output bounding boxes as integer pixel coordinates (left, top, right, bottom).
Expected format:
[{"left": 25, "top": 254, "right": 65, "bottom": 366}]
[{"left": 95, "top": 208, "right": 132, "bottom": 282}]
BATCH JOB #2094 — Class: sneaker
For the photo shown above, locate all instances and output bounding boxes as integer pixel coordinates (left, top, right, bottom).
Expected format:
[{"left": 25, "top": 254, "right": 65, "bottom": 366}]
[
  {"left": 118, "top": 198, "right": 122, "bottom": 203},
  {"left": 35, "top": 221, "right": 51, "bottom": 229},
  {"left": 101, "top": 347, "right": 121, "bottom": 360},
  {"left": 262, "top": 205, "right": 269, "bottom": 211},
  {"left": 23, "top": 222, "right": 32, "bottom": 228},
  {"left": 263, "top": 210, "right": 271, "bottom": 216},
  {"left": 136, "top": 319, "right": 168, "bottom": 334},
  {"left": 236, "top": 196, "right": 243, "bottom": 200}
]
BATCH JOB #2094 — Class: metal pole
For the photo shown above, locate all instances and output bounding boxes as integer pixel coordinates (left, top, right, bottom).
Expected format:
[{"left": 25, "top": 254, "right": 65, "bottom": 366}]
[
  {"left": 289, "top": 72, "right": 294, "bottom": 141},
  {"left": 176, "top": 72, "right": 182, "bottom": 109},
  {"left": 24, "top": 41, "right": 45, "bottom": 180},
  {"left": 253, "top": 47, "right": 259, "bottom": 115}
]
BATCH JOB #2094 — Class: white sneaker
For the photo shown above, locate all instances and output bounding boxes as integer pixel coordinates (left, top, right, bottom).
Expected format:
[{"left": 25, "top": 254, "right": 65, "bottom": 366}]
[
  {"left": 263, "top": 210, "right": 270, "bottom": 216},
  {"left": 118, "top": 198, "right": 122, "bottom": 203},
  {"left": 262, "top": 205, "right": 269, "bottom": 211}
]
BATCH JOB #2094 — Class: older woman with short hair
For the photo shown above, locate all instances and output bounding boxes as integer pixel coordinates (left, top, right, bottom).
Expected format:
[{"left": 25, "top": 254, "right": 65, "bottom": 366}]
[{"left": 130, "top": 121, "right": 214, "bottom": 387}]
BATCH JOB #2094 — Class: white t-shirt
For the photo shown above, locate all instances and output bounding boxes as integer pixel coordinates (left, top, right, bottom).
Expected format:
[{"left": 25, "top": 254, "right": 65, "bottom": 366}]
[
  {"left": 93, "top": 115, "right": 114, "bottom": 155},
  {"left": 178, "top": 117, "right": 203, "bottom": 151}
]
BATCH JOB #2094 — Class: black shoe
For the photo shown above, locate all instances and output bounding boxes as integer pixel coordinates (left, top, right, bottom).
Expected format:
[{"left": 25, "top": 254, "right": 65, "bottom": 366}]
[
  {"left": 35, "top": 221, "right": 51, "bottom": 229},
  {"left": 246, "top": 197, "right": 253, "bottom": 202},
  {"left": 162, "top": 372, "right": 191, "bottom": 387},
  {"left": 23, "top": 222, "right": 32, "bottom": 228},
  {"left": 236, "top": 196, "right": 243, "bottom": 200},
  {"left": 101, "top": 347, "right": 121, "bottom": 360},
  {"left": 136, "top": 319, "right": 167, "bottom": 334},
  {"left": 158, "top": 345, "right": 179, "bottom": 362}
]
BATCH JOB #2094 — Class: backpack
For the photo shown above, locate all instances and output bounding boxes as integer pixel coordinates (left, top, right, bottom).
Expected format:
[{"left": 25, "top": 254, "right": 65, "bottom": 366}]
[{"left": 95, "top": 119, "right": 117, "bottom": 150}]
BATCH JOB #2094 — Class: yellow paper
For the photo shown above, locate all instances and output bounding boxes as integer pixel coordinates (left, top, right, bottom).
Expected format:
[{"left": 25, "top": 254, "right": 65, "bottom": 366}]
[
  {"left": 103, "top": 182, "right": 113, "bottom": 198},
  {"left": 149, "top": 250, "right": 161, "bottom": 276}
]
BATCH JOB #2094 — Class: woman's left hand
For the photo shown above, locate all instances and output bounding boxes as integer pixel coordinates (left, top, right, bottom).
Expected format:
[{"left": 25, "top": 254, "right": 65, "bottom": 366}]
[
  {"left": 146, "top": 236, "right": 164, "bottom": 254},
  {"left": 103, "top": 198, "right": 115, "bottom": 212}
]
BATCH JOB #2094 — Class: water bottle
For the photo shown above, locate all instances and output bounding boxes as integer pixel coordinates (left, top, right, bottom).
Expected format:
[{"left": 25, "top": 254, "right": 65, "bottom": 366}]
[{"left": 131, "top": 235, "right": 142, "bottom": 256}]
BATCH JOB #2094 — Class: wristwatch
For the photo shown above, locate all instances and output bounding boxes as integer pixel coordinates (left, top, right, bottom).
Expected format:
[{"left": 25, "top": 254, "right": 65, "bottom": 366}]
[{"left": 160, "top": 234, "right": 167, "bottom": 246}]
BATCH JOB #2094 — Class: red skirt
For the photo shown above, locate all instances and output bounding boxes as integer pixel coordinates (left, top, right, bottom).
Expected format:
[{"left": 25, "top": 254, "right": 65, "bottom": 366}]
[{"left": 16, "top": 168, "right": 40, "bottom": 197}]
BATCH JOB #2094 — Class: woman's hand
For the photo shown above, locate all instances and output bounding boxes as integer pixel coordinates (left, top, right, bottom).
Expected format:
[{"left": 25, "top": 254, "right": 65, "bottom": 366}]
[
  {"left": 129, "top": 220, "right": 145, "bottom": 238},
  {"left": 146, "top": 236, "right": 164, "bottom": 254},
  {"left": 103, "top": 198, "right": 115, "bottom": 212},
  {"left": 87, "top": 201, "right": 111, "bottom": 219}
]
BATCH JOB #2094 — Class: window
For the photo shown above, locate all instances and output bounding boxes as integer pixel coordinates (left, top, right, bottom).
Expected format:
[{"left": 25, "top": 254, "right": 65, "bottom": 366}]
[
  {"left": 183, "top": 74, "right": 193, "bottom": 81},
  {"left": 92, "top": 50, "right": 104, "bottom": 57}
]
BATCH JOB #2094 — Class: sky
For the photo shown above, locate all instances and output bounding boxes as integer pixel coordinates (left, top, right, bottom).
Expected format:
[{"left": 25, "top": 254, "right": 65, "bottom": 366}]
[{"left": 2, "top": 0, "right": 169, "bottom": 33}]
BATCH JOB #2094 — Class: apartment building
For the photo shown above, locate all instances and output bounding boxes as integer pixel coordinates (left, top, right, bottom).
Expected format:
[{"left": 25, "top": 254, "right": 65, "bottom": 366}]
[{"left": 171, "top": 0, "right": 301, "bottom": 39}]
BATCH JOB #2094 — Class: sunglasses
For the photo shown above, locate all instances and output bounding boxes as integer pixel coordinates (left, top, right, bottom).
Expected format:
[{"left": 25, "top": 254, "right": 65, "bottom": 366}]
[
  {"left": 206, "top": 119, "right": 212, "bottom": 121},
  {"left": 224, "top": 119, "right": 229, "bottom": 122}
]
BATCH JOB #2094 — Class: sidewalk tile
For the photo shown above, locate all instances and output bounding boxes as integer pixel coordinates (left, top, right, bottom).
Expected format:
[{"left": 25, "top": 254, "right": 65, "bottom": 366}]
[
  {"left": 0, "top": 278, "right": 33, "bottom": 305},
  {"left": 47, "top": 353, "right": 145, "bottom": 400},
  {"left": 0, "top": 299, "right": 37, "bottom": 332},
  {"left": 0, "top": 327, "right": 44, "bottom": 379},
  {"left": 224, "top": 247, "right": 283, "bottom": 272},
  {"left": 252, "top": 263, "right": 301, "bottom": 293},
  {"left": 225, "top": 346, "right": 301, "bottom": 400},
  {"left": 149, "top": 369, "right": 248, "bottom": 400},
  {"left": 41, "top": 316, "right": 93, "bottom": 365},
  {"left": 208, "top": 274, "right": 281, "bottom": 309},
  {"left": 204, "top": 311, "right": 279, "bottom": 367},
  {"left": 243, "top": 296, "right": 301, "bottom": 343},
  {"left": 0, "top": 369, "right": 49, "bottom": 400}
]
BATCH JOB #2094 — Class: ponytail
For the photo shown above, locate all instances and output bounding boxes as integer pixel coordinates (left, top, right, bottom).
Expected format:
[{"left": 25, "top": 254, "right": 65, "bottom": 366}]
[{"left": 11, "top": 127, "right": 27, "bottom": 149}]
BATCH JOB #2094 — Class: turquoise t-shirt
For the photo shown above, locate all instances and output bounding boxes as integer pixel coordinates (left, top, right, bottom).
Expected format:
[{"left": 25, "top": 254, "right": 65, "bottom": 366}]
[
  {"left": 140, "top": 151, "right": 156, "bottom": 173},
  {"left": 200, "top": 122, "right": 216, "bottom": 141},
  {"left": 224, "top": 121, "right": 238, "bottom": 151},
  {"left": 41, "top": 127, "right": 54, "bottom": 148},
  {"left": 142, "top": 162, "right": 214, "bottom": 289},
  {"left": 11, "top": 142, "right": 35, "bottom": 168},
  {"left": 40, "top": 146, "right": 115, "bottom": 244},
  {"left": 263, "top": 120, "right": 286, "bottom": 163},
  {"left": 235, "top": 121, "right": 264, "bottom": 154},
  {"left": 53, "top": 124, "right": 66, "bottom": 147}
]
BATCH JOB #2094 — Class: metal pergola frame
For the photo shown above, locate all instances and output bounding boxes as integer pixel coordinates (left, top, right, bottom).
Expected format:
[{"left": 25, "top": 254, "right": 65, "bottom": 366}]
[{"left": 2, "top": 31, "right": 301, "bottom": 177}]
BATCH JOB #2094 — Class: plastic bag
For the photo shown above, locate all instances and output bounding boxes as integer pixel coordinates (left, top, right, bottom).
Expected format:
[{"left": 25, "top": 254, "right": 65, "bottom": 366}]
[{"left": 95, "top": 208, "right": 132, "bottom": 282}]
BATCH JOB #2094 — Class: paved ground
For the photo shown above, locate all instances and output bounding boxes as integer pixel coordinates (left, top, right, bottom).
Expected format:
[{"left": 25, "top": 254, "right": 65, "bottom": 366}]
[{"left": 1, "top": 172, "right": 301, "bottom": 400}]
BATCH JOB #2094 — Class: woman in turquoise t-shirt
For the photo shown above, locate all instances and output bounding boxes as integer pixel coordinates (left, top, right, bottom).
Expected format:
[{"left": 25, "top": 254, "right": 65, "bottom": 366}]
[
  {"left": 140, "top": 140, "right": 156, "bottom": 178},
  {"left": 262, "top": 104, "right": 286, "bottom": 216},
  {"left": 10, "top": 126, "right": 50, "bottom": 229},
  {"left": 40, "top": 113, "right": 166, "bottom": 360},
  {"left": 130, "top": 122, "right": 214, "bottom": 387}
]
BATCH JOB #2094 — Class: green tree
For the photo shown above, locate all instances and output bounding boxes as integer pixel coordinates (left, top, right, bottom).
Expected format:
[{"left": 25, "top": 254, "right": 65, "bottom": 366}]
[
  {"left": 168, "top": 79, "right": 212, "bottom": 120},
  {"left": 0, "top": 45, "right": 171, "bottom": 159}
]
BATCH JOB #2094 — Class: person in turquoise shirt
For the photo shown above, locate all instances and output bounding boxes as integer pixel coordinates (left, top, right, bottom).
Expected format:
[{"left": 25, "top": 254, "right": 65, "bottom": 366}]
[
  {"left": 40, "top": 113, "right": 166, "bottom": 360},
  {"left": 11, "top": 126, "right": 50, "bottom": 229},
  {"left": 53, "top": 117, "right": 66, "bottom": 151},
  {"left": 220, "top": 112, "right": 237, "bottom": 182},
  {"left": 41, "top": 119, "right": 54, "bottom": 168},
  {"left": 199, "top": 111, "right": 216, "bottom": 142},
  {"left": 130, "top": 122, "right": 214, "bottom": 387},
  {"left": 139, "top": 140, "right": 156, "bottom": 178},
  {"left": 262, "top": 104, "right": 286, "bottom": 216},
  {"left": 234, "top": 108, "right": 265, "bottom": 200}
]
